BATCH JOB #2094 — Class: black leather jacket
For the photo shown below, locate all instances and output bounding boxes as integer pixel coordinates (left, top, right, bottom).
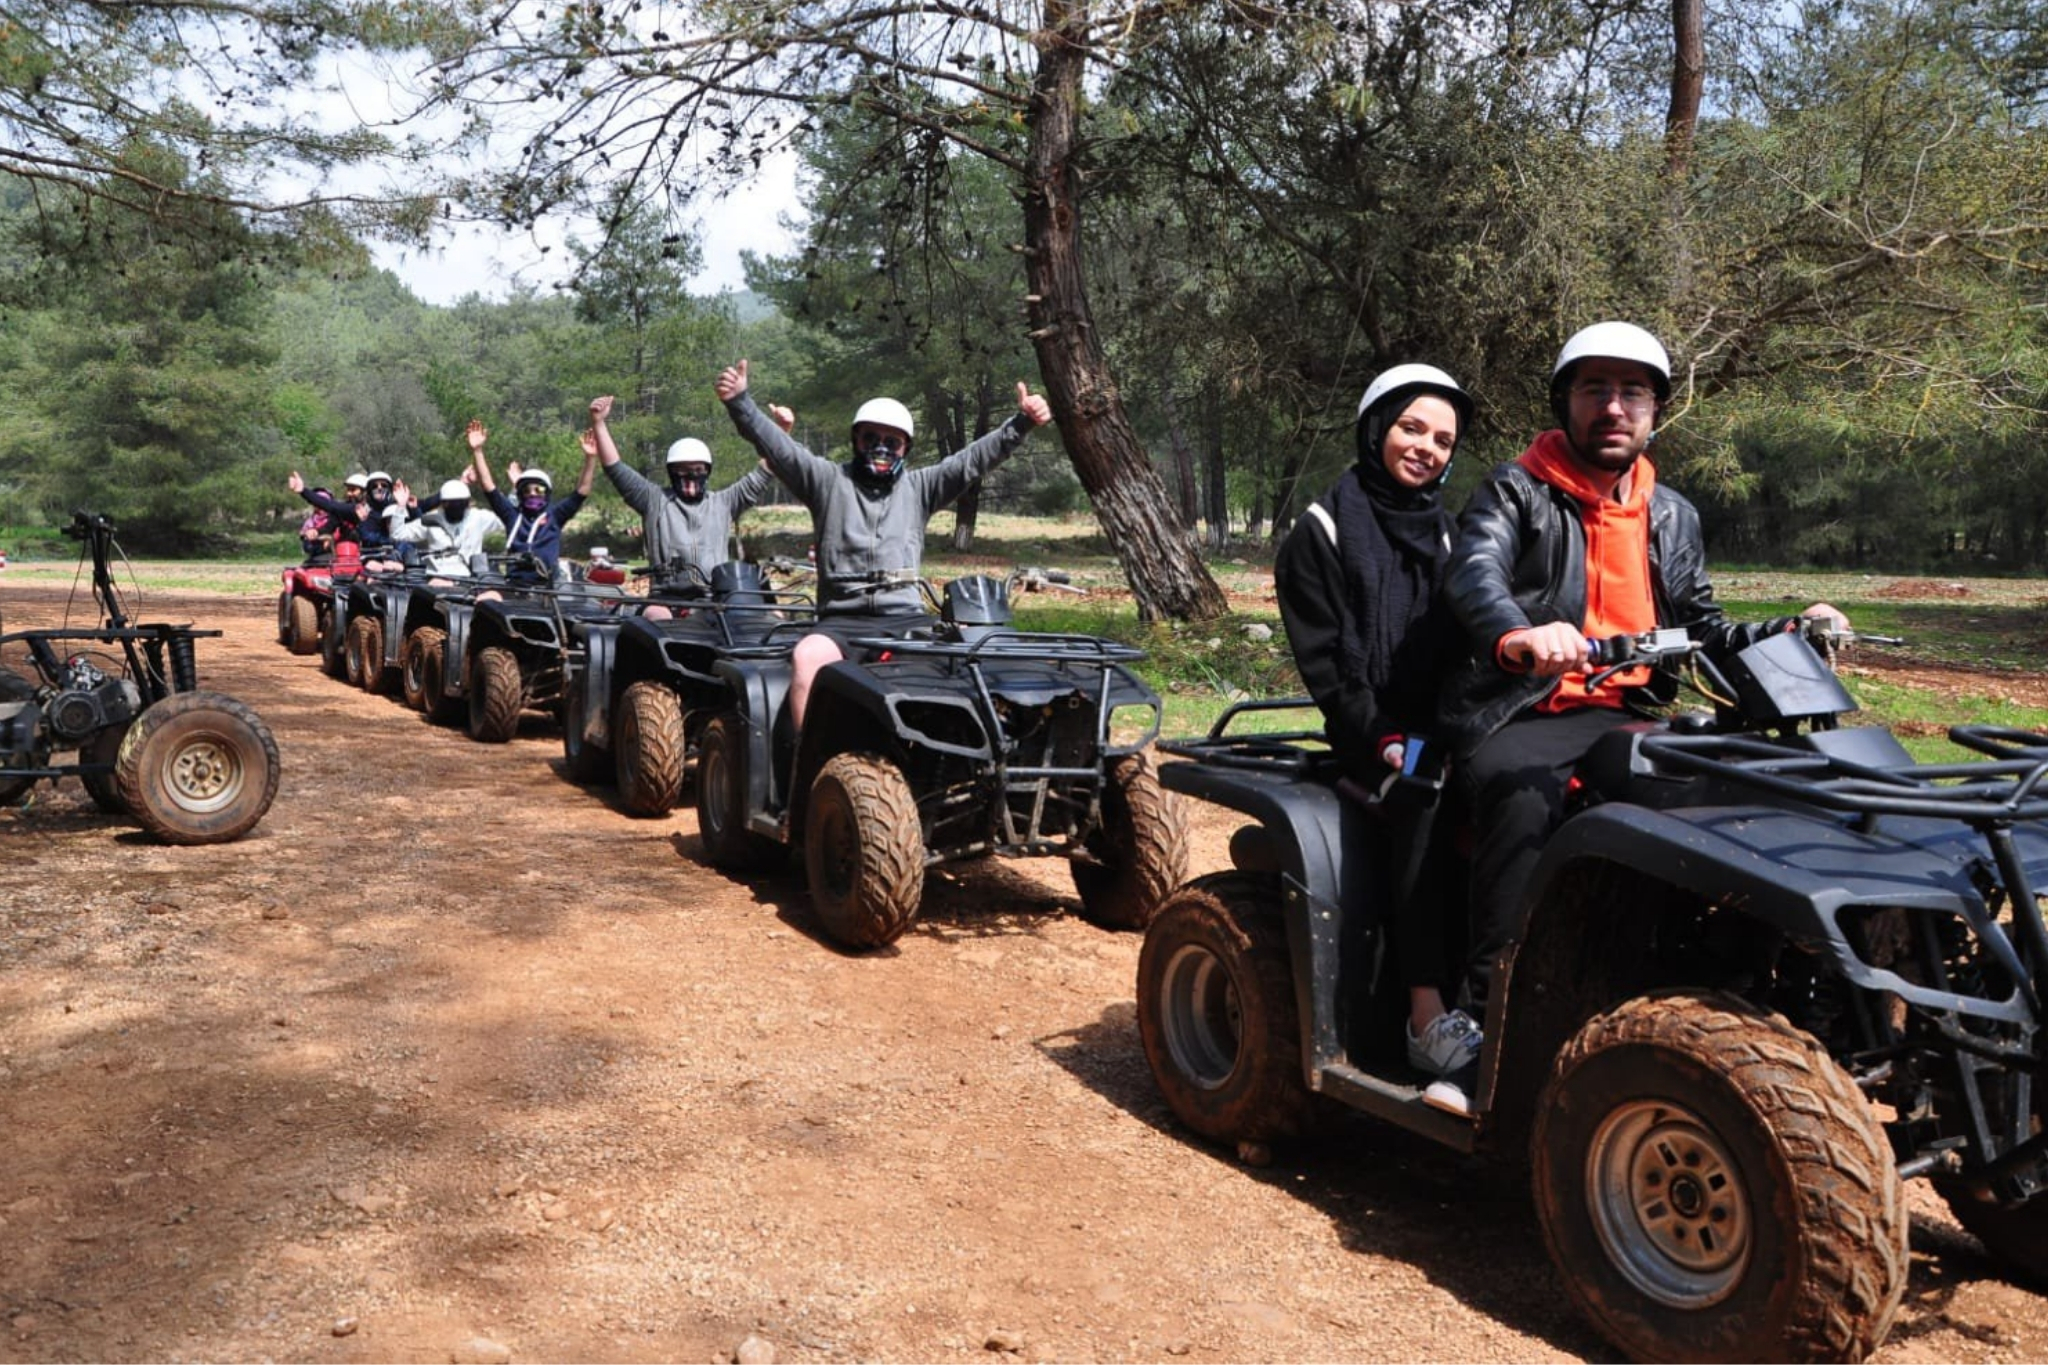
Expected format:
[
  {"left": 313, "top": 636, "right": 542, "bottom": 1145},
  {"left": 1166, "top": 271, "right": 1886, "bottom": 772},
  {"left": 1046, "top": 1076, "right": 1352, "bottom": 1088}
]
[{"left": 1438, "top": 458, "right": 1791, "bottom": 755}]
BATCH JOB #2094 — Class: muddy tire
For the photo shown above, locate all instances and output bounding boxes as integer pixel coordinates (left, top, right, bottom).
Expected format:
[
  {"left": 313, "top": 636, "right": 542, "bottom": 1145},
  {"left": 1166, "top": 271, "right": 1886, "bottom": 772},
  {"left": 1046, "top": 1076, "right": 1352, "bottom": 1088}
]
[
  {"left": 286, "top": 593, "right": 320, "bottom": 655},
  {"left": 114, "top": 692, "right": 280, "bottom": 845},
  {"left": 346, "top": 615, "right": 386, "bottom": 694},
  {"left": 466, "top": 646, "right": 523, "bottom": 743},
  {"left": 697, "top": 712, "right": 782, "bottom": 872},
  {"left": 1531, "top": 992, "right": 1905, "bottom": 1363},
  {"left": 0, "top": 669, "right": 40, "bottom": 806},
  {"left": 1135, "top": 871, "right": 1314, "bottom": 1147},
  {"left": 80, "top": 723, "right": 129, "bottom": 813},
  {"left": 1071, "top": 752, "right": 1188, "bottom": 931},
  {"left": 614, "top": 681, "right": 684, "bottom": 815},
  {"left": 560, "top": 676, "right": 610, "bottom": 784},
  {"left": 804, "top": 752, "right": 923, "bottom": 949},
  {"left": 400, "top": 627, "right": 445, "bottom": 714}
]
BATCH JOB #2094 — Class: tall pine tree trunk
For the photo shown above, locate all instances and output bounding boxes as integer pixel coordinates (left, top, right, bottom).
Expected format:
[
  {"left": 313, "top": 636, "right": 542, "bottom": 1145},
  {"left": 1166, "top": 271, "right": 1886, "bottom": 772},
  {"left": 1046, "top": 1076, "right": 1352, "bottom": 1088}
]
[{"left": 1021, "top": 0, "right": 1226, "bottom": 623}]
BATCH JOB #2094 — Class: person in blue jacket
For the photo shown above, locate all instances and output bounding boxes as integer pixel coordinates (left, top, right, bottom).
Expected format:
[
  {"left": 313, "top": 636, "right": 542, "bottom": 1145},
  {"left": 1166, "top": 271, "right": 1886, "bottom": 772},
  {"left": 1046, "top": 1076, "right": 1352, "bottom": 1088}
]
[{"left": 465, "top": 420, "right": 598, "bottom": 585}]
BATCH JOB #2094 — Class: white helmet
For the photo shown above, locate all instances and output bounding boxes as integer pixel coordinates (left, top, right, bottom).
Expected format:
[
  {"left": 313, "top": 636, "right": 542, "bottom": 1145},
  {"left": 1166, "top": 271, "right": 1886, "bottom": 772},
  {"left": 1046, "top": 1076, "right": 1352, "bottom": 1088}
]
[
  {"left": 1551, "top": 322, "right": 1672, "bottom": 401},
  {"left": 343, "top": 473, "right": 369, "bottom": 490},
  {"left": 665, "top": 438, "right": 713, "bottom": 468},
  {"left": 515, "top": 468, "right": 553, "bottom": 491},
  {"left": 851, "top": 397, "right": 915, "bottom": 442},
  {"left": 1356, "top": 363, "right": 1474, "bottom": 430},
  {"left": 438, "top": 479, "right": 470, "bottom": 504},
  {"left": 365, "top": 470, "right": 394, "bottom": 487}
]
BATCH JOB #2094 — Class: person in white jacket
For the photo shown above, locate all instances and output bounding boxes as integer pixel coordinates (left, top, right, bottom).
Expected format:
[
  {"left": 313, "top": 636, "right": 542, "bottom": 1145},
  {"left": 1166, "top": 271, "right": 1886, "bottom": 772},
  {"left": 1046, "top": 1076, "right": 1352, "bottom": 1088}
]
[{"left": 386, "top": 478, "right": 498, "bottom": 580}]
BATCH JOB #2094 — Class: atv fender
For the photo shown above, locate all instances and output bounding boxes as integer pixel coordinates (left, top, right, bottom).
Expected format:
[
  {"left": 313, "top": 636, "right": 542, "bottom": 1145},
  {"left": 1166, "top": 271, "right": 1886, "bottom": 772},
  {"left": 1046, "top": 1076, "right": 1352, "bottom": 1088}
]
[
  {"left": 1516, "top": 802, "right": 2038, "bottom": 1027},
  {"left": 713, "top": 657, "right": 795, "bottom": 826},
  {"left": 440, "top": 602, "right": 476, "bottom": 699},
  {"left": 379, "top": 584, "right": 416, "bottom": 669},
  {"left": 577, "top": 619, "right": 624, "bottom": 749},
  {"left": 1158, "top": 759, "right": 1382, "bottom": 1080}
]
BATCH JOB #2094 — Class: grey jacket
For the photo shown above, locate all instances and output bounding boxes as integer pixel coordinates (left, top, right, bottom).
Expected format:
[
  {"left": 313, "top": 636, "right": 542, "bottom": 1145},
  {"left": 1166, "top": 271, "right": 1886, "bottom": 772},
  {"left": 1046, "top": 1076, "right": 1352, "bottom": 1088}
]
[
  {"left": 605, "top": 460, "right": 777, "bottom": 576},
  {"left": 723, "top": 391, "right": 1034, "bottom": 614}
]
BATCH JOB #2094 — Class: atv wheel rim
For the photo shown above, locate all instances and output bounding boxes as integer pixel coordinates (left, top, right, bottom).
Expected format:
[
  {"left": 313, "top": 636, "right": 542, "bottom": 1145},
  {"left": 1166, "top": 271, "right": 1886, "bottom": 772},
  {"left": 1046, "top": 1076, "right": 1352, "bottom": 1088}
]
[
  {"left": 165, "top": 735, "right": 245, "bottom": 814},
  {"left": 1585, "top": 1099, "right": 1752, "bottom": 1308},
  {"left": 1158, "top": 943, "right": 1241, "bottom": 1090}
]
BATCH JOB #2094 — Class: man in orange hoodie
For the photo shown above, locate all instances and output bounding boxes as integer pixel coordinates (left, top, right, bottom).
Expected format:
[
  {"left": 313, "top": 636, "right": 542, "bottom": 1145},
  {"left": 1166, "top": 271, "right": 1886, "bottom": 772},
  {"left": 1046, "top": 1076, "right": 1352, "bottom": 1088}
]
[{"left": 1438, "top": 322, "right": 1845, "bottom": 1018}]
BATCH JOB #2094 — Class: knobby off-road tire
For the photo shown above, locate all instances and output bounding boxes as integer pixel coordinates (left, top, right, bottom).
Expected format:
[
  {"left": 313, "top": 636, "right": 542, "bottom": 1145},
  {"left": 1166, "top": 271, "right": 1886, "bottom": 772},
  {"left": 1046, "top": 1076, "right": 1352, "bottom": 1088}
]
[
  {"left": 1136, "top": 871, "right": 1314, "bottom": 1147},
  {"left": 560, "top": 676, "right": 610, "bottom": 784},
  {"left": 276, "top": 590, "right": 293, "bottom": 646},
  {"left": 1532, "top": 991, "right": 1905, "bottom": 1364},
  {"left": 0, "top": 669, "right": 40, "bottom": 806},
  {"left": 466, "top": 646, "right": 523, "bottom": 743},
  {"left": 114, "top": 692, "right": 280, "bottom": 845},
  {"left": 614, "top": 681, "right": 685, "bottom": 815},
  {"left": 1071, "top": 752, "right": 1189, "bottom": 931},
  {"left": 697, "top": 713, "right": 782, "bottom": 872},
  {"left": 286, "top": 594, "right": 320, "bottom": 655},
  {"left": 805, "top": 752, "right": 924, "bottom": 949},
  {"left": 80, "top": 723, "right": 129, "bottom": 813},
  {"left": 346, "top": 615, "right": 387, "bottom": 694},
  {"left": 400, "top": 627, "right": 438, "bottom": 713}
]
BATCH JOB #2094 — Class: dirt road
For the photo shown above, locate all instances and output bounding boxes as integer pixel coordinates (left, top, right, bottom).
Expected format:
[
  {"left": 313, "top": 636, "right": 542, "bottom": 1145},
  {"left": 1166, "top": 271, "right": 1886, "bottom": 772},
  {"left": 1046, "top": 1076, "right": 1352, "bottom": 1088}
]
[{"left": 0, "top": 582, "right": 2042, "bottom": 1363}]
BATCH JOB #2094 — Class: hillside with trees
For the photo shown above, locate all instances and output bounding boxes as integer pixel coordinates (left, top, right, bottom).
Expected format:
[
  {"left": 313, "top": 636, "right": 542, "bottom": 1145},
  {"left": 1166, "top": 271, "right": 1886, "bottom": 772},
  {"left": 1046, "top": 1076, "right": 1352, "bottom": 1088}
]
[{"left": 0, "top": 0, "right": 2042, "bottom": 591}]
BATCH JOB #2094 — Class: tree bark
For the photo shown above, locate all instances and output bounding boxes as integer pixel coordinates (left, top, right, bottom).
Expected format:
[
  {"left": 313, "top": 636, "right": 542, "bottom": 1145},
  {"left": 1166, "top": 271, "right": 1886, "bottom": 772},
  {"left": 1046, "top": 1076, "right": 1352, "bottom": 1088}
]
[
  {"left": 1665, "top": 0, "right": 1705, "bottom": 181},
  {"left": 1158, "top": 380, "right": 1200, "bottom": 527},
  {"left": 1022, "top": 1, "right": 1227, "bottom": 623},
  {"left": 1203, "top": 389, "right": 1228, "bottom": 550}
]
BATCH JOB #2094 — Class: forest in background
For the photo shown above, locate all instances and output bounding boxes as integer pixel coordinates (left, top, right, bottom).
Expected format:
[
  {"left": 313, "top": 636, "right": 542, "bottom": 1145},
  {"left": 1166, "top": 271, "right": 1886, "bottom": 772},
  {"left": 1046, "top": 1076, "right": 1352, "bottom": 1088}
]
[{"left": 0, "top": 0, "right": 2042, "bottom": 602}]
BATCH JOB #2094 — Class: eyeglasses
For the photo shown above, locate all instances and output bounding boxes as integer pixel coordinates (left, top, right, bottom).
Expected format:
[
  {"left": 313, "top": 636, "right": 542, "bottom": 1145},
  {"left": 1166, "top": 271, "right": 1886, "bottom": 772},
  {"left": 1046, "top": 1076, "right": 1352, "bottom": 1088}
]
[
  {"left": 1570, "top": 381, "right": 1658, "bottom": 411},
  {"left": 856, "top": 430, "right": 905, "bottom": 456},
  {"left": 368, "top": 481, "right": 393, "bottom": 493}
]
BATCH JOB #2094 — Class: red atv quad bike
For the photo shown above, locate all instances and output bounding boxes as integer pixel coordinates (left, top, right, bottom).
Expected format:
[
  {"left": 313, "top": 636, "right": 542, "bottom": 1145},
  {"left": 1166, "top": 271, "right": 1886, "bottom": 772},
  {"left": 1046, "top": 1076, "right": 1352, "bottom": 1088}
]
[{"left": 276, "top": 541, "right": 362, "bottom": 656}]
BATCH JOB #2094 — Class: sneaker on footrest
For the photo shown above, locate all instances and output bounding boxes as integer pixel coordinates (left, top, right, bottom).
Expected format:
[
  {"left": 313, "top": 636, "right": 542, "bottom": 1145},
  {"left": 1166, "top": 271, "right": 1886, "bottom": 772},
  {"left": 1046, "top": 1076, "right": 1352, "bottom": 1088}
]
[{"left": 1406, "top": 1009, "right": 1483, "bottom": 1077}]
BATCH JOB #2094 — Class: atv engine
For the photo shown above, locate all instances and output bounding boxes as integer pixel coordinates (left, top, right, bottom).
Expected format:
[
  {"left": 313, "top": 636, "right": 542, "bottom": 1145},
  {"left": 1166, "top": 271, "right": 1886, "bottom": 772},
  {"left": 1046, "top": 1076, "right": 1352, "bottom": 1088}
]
[{"left": 43, "top": 656, "right": 143, "bottom": 744}]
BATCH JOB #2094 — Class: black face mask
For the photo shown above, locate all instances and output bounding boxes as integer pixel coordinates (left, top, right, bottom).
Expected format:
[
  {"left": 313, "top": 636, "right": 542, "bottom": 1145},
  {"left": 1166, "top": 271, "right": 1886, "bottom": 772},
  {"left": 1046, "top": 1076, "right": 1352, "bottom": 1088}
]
[
  {"left": 851, "top": 431, "right": 907, "bottom": 487},
  {"left": 442, "top": 501, "right": 470, "bottom": 524},
  {"left": 669, "top": 467, "right": 710, "bottom": 504}
]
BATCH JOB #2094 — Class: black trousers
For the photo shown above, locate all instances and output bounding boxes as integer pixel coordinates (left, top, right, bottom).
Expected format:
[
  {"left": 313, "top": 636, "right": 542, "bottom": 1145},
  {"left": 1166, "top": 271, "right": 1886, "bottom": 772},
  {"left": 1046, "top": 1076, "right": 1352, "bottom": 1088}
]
[{"left": 1459, "top": 706, "right": 1640, "bottom": 1008}]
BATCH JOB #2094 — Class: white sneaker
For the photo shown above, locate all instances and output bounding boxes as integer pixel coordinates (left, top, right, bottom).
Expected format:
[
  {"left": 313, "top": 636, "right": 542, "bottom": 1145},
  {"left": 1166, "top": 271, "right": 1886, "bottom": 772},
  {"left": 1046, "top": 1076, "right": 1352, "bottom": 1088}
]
[{"left": 1406, "top": 1009, "right": 1483, "bottom": 1077}]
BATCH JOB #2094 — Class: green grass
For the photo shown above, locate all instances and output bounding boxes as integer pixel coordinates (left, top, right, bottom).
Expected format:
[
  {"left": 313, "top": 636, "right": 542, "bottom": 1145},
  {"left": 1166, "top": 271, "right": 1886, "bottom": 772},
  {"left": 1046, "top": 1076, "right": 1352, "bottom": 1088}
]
[{"left": 11, "top": 514, "right": 2048, "bottom": 749}]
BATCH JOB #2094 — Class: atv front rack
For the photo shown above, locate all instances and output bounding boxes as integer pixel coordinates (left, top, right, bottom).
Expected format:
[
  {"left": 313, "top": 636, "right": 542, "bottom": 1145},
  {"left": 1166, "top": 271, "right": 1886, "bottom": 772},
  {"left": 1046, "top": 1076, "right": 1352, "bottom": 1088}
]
[{"left": 1158, "top": 698, "right": 1334, "bottom": 776}]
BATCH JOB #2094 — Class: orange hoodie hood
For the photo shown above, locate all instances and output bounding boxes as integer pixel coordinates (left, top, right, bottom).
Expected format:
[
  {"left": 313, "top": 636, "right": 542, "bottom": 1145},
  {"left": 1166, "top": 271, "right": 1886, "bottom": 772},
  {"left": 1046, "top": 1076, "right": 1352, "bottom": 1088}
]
[{"left": 1516, "top": 430, "right": 1658, "bottom": 710}]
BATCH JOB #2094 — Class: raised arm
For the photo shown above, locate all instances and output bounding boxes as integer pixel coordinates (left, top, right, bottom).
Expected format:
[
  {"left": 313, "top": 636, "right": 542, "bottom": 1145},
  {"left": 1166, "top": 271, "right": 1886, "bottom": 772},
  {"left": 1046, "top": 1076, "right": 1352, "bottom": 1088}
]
[
  {"left": 589, "top": 395, "right": 622, "bottom": 468},
  {"left": 913, "top": 379, "right": 1048, "bottom": 512},
  {"left": 467, "top": 421, "right": 496, "bottom": 493},
  {"left": 574, "top": 428, "right": 598, "bottom": 497},
  {"left": 716, "top": 358, "right": 834, "bottom": 500}
]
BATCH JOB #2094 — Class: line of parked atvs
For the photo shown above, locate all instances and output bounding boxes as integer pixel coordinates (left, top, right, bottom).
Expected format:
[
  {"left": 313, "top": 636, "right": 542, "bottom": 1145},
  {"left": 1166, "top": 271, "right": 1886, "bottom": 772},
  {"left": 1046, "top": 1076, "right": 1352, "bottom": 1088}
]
[
  {"left": 277, "top": 546, "right": 1189, "bottom": 950},
  {"left": 278, "top": 545, "right": 2048, "bottom": 1364}
]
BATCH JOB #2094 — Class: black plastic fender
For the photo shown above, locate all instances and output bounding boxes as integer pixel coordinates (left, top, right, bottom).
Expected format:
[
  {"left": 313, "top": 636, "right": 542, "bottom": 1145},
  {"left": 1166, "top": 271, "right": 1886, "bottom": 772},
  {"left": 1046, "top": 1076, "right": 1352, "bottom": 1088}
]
[
  {"left": 1158, "top": 759, "right": 1382, "bottom": 1080},
  {"left": 712, "top": 655, "right": 796, "bottom": 837},
  {"left": 1516, "top": 801, "right": 2045, "bottom": 1025},
  {"left": 577, "top": 619, "right": 624, "bottom": 749},
  {"left": 378, "top": 583, "right": 417, "bottom": 669},
  {"left": 439, "top": 601, "right": 475, "bottom": 699}
]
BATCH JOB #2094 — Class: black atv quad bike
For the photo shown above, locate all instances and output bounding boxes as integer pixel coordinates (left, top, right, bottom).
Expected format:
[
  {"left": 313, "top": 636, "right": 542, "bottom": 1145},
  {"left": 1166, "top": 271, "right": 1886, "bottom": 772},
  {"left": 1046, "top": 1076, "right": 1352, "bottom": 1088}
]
[
  {"left": 0, "top": 511, "right": 280, "bottom": 843},
  {"left": 697, "top": 570, "right": 1188, "bottom": 950},
  {"left": 561, "top": 559, "right": 815, "bottom": 815},
  {"left": 427, "top": 560, "right": 632, "bottom": 744},
  {"left": 1134, "top": 621, "right": 2048, "bottom": 1362}
]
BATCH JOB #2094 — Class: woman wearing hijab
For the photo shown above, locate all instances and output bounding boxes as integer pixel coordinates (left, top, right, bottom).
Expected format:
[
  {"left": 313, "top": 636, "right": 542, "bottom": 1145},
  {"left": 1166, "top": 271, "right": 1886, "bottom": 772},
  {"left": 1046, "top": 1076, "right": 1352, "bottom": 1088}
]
[{"left": 1275, "top": 363, "right": 1478, "bottom": 1082}]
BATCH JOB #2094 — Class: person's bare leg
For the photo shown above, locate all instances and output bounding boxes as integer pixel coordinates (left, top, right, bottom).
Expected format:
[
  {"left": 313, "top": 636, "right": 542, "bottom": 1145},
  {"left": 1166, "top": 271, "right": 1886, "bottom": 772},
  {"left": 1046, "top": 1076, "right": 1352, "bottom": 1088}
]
[{"left": 790, "top": 634, "right": 844, "bottom": 730}]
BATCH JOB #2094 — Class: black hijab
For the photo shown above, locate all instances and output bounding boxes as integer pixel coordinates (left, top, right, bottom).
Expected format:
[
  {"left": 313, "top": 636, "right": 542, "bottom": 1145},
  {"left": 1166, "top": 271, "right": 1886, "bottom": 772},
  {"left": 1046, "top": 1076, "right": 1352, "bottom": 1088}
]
[{"left": 1329, "top": 388, "right": 1461, "bottom": 715}]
